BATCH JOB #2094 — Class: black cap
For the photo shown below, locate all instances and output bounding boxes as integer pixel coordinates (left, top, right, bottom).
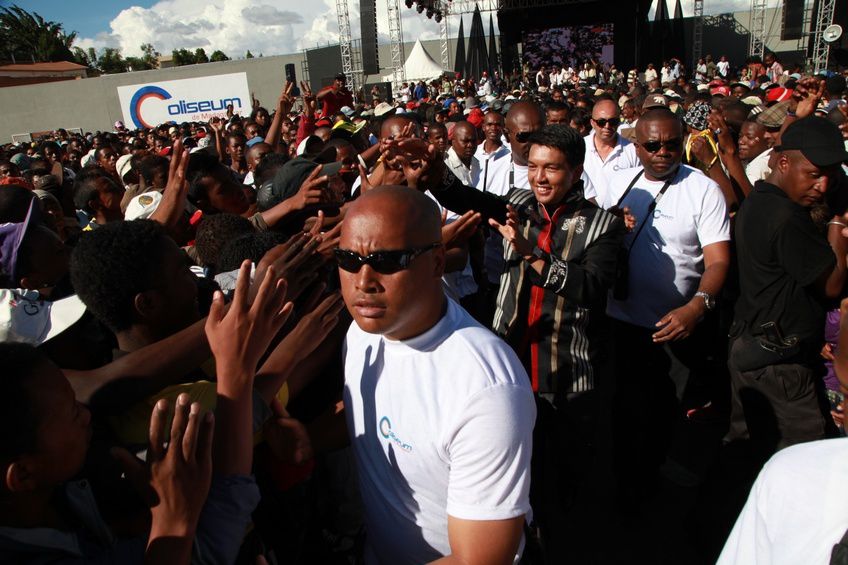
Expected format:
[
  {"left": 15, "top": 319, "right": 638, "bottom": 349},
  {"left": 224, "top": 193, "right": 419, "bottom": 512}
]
[{"left": 778, "top": 116, "right": 848, "bottom": 167}]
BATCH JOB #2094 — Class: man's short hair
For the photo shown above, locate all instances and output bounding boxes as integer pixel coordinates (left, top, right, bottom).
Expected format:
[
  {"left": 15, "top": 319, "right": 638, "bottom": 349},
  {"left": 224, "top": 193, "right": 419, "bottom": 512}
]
[
  {"left": 569, "top": 107, "right": 591, "bottom": 129},
  {"left": 194, "top": 213, "right": 255, "bottom": 270},
  {"left": 137, "top": 154, "right": 169, "bottom": 185},
  {"left": 73, "top": 168, "right": 117, "bottom": 212},
  {"left": 70, "top": 219, "right": 170, "bottom": 332},
  {"left": 186, "top": 152, "right": 224, "bottom": 203},
  {"left": 254, "top": 152, "right": 290, "bottom": 187},
  {"left": 545, "top": 101, "right": 571, "bottom": 114},
  {"left": 217, "top": 231, "right": 290, "bottom": 273},
  {"left": 526, "top": 125, "right": 586, "bottom": 167}
]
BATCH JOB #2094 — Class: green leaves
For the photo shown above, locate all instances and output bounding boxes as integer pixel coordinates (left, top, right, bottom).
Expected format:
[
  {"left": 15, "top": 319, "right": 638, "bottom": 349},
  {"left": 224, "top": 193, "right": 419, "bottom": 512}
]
[{"left": 0, "top": 4, "right": 75, "bottom": 62}]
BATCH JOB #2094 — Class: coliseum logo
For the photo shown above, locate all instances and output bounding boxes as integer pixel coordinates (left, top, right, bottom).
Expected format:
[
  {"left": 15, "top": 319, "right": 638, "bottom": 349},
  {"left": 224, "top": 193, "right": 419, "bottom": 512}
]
[
  {"left": 378, "top": 416, "right": 412, "bottom": 452},
  {"left": 129, "top": 85, "right": 243, "bottom": 129}
]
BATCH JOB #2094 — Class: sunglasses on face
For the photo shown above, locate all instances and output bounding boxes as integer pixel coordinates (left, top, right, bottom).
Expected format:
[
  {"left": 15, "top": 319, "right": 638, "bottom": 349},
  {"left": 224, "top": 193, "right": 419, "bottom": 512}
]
[
  {"left": 334, "top": 243, "right": 441, "bottom": 274},
  {"left": 514, "top": 130, "right": 534, "bottom": 143},
  {"left": 639, "top": 138, "right": 683, "bottom": 153},
  {"left": 593, "top": 117, "right": 620, "bottom": 129}
]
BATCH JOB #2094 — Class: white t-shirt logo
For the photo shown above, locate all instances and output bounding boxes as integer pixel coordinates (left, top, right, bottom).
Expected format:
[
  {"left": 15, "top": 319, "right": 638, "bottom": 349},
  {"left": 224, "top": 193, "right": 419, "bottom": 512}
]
[{"left": 379, "top": 416, "right": 413, "bottom": 452}]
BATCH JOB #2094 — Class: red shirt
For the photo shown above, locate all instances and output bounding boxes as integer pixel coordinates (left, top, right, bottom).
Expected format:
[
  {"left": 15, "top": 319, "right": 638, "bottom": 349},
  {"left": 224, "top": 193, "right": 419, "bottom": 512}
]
[{"left": 321, "top": 89, "right": 353, "bottom": 118}]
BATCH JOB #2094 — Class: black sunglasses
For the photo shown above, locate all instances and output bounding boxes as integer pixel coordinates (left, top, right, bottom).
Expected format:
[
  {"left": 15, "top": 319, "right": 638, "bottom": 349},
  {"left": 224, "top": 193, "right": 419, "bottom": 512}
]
[
  {"left": 593, "top": 117, "right": 620, "bottom": 128},
  {"left": 515, "top": 130, "right": 534, "bottom": 143},
  {"left": 334, "top": 243, "right": 441, "bottom": 274},
  {"left": 639, "top": 138, "right": 683, "bottom": 153}
]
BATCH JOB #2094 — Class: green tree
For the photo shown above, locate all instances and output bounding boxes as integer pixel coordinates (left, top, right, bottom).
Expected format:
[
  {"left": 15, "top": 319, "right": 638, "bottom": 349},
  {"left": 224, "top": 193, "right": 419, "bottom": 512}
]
[
  {"left": 210, "top": 50, "right": 229, "bottom": 62},
  {"left": 194, "top": 47, "right": 209, "bottom": 63},
  {"left": 0, "top": 4, "right": 76, "bottom": 62},
  {"left": 71, "top": 46, "right": 90, "bottom": 67},
  {"left": 140, "top": 42, "right": 160, "bottom": 67},
  {"left": 245, "top": 50, "right": 254, "bottom": 59},
  {"left": 171, "top": 48, "right": 197, "bottom": 66},
  {"left": 97, "top": 47, "right": 127, "bottom": 74}
]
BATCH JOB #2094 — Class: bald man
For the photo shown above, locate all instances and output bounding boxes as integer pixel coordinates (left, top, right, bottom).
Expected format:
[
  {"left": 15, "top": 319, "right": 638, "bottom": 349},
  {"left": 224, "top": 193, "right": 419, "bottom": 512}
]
[
  {"left": 338, "top": 186, "right": 535, "bottom": 565},
  {"left": 581, "top": 99, "right": 640, "bottom": 205},
  {"left": 445, "top": 121, "right": 480, "bottom": 186}
]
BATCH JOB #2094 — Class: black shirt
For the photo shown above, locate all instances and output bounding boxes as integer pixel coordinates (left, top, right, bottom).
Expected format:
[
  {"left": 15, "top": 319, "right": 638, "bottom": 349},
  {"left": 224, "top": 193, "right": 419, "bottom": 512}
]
[{"left": 734, "top": 181, "right": 835, "bottom": 349}]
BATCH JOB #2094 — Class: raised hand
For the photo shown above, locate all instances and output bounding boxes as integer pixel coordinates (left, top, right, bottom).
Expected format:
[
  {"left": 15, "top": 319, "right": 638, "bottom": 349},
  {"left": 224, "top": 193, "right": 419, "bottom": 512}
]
[
  {"left": 488, "top": 205, "right": 533, "bottom": 258},
  {"left": 292, "top": 165, "right": 329, "bottom": 210},
  {"left": 206, "top": 260, "right": 293, "bottom": 378},
  {"left": 442, "top": 209, "right": 482, "bottom": 249},
  {"left": 388, "top": 137, "right": 445, "bottom": 191},
  {"left": 708, "top": 111, "right": 736, "bottom": 155},
  {"left": 690, "top": 135, "right": 716, "bottom": 166},
  {"left": 250, "top": 232, "right": 324, "bottom": 303},
  {"left": 112, "top": 394, "right": 214, "bottom": 549},
  {"left": 150, "top": 138, "right": 191, "bottom": 228},
  {"left": 792, "top": 77, "right": 825, "bottom": 119},
  {"left": 278, "top": 81, "right": 295, "bottom": 114}
]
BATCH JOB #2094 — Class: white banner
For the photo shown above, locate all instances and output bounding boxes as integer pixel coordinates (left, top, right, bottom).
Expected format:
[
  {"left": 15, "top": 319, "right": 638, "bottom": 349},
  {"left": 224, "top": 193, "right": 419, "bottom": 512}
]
[{"left": 117, "top": 72, "right": 250, "bottom": 129}]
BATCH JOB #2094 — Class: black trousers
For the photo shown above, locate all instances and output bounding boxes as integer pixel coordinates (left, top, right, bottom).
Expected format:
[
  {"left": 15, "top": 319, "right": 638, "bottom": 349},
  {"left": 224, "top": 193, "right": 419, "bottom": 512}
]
[
  {"left": 726, "top": 349, "right": 832, "bottom": 458},
  {"left": 611, "top": 319, "right": 708, "bottom": 500}
]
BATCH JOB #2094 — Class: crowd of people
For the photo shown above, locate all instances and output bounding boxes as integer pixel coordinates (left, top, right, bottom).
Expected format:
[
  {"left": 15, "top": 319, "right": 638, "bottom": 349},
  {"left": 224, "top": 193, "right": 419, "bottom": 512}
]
[{"left": 0, "top": 46, "right": 847, "bottom": 564}]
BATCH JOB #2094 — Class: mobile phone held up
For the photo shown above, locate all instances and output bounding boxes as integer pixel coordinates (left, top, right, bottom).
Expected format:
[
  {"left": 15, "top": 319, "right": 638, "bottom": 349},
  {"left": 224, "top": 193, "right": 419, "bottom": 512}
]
[{"left": 285, "top": 63, "right": 301, "bottom": 97}]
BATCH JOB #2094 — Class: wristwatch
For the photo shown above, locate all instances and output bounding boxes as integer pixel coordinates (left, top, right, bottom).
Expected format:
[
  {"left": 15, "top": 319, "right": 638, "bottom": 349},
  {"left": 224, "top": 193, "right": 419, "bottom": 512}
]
[{"left": 695, "top": 291, "right": 715, "bottom": 311}]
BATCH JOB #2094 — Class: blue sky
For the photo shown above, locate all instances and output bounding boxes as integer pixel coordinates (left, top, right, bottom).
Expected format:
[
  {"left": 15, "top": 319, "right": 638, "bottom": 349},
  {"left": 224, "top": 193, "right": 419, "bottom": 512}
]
[{"left": 6, "top": 1, "right": 157, "bottom": 37}]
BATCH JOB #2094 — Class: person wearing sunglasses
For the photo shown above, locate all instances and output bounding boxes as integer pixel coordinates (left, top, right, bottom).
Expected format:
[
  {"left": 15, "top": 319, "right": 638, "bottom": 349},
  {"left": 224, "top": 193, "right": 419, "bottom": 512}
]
[
  {"left": 337, "top": 186, "right": 535, "bottom": 565},
  {"left": 582, "top": 99, "right": 640, "bottom": 207},
  {"left": 600, "top": 107, "right": 731, "bottom": 505},
  {"left": 396, "top": 123, "right": 625, "bottom": 560}
]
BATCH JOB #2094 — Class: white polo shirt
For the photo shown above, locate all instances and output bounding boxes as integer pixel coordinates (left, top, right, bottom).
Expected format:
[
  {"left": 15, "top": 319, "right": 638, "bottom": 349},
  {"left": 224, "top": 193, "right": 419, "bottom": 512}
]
[
  {"left": 602, "top": 165, "right": 730, "bottom": 328},
  {"left": 581, "top": 130, "right": 640, "bottom": 205}
]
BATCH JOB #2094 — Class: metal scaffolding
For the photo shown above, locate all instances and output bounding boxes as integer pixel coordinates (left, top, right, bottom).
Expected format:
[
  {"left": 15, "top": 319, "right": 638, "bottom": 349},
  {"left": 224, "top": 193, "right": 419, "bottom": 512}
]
[
  {"left": 335, "top": 0, "right": 356, "bottom": 92},
  {"left": 439, "top": 9, "right": 451, "bottom": 72},
  {"left": 809, "top": 0, "right": 837, "bottom": 73},
  {"left": 748, "top": 0, "right": 767, "bottom": 59},
  {"left": 692, "top": 0, "right": 704, "bottom": 68},
  {"left": 387, "top": 0, "right": 406, "bottom": 91}
]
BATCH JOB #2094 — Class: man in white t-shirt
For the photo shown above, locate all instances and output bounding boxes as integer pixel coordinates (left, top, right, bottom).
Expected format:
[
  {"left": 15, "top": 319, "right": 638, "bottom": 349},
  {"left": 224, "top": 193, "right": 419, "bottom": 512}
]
[
  {"left": 716, "top": 55, "right": 730, "bottom": 78},
  {"left": 599, "top": 108, "right": 731, "bottom": 503},
  {"left": 337, "top": 186, "right": 535, "bottom": 565},
  {"left": 737, "top": 120, "right": 772, "bottom": 187},
  {"left": 644, "top": 63, "right": 658, "bottom": 83},
  {"left": 718, "top": 437, "right": 848, "bottom": 565},
  {"left": 582, "top": 99, "right": 640, "bottom": 206}
]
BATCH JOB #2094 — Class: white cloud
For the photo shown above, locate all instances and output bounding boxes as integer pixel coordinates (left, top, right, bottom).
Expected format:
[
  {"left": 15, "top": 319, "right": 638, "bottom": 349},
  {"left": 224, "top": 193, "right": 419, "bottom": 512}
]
[
  {"left": 76, "top": 0, "right": 317, "bottom": 57},
  {"left": 76, "top": 0, "right": 489, "bottom": 60}
]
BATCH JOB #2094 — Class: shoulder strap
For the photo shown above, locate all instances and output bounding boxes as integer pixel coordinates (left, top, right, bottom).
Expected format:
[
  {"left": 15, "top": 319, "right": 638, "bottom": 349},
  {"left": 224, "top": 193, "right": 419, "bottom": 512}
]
[
  {"left": 624, "top": 173, "right": 675, "bottom": 251},
  {"left": 614, "top": 170, "right": 644, "bottom": 208}
]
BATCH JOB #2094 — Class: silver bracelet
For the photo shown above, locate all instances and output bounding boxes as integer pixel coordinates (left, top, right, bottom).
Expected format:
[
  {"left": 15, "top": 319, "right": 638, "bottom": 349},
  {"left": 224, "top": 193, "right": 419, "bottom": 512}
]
[{"left": 828, "top": 220, "right": 848, "bottom": 228}]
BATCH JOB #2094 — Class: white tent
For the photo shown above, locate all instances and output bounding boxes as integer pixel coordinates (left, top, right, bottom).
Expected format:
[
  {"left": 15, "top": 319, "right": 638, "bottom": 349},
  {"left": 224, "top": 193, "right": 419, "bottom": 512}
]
[{"left": 382, "top": 40, "right": 451, "bottom": 83}]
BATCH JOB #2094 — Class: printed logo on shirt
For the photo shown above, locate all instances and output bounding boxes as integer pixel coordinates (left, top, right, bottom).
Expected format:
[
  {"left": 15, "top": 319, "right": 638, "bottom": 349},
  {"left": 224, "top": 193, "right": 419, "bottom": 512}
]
[
  {"left": 653, "top": 208, "right": 674, "bottom": 221},
  {"left": 379, "top": 416, "right": 413, "bottom": 452}
]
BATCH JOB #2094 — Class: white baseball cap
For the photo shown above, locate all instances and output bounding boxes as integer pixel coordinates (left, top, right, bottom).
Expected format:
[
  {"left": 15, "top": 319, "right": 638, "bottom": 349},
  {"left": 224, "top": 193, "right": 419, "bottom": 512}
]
[
  {"left": 125, "top": 191, "right": 163, "bottom": 221},
  {"left": 0, "top": 289, "right": 86, "bottom": 345}
]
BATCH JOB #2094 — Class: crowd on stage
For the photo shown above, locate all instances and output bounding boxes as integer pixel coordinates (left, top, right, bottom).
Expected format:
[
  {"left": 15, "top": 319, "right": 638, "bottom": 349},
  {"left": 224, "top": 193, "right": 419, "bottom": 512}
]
[{"left": 0, "top": 46, "right": 847, "bottom": 564}]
